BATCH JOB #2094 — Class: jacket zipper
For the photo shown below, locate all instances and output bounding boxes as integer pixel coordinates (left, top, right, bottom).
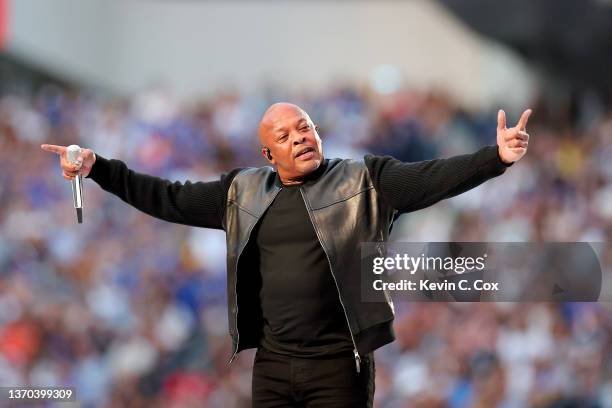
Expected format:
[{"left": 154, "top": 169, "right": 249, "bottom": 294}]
[
  {"left": 299, "top": 188, "right": 361, "bottom": 374},
  {"left": 228, "top": 188, "right": 283, "bottom": 365}
]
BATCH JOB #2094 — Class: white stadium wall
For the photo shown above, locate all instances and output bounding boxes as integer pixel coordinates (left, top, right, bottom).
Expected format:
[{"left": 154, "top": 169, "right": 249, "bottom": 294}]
[{"left": 6, "top": 0, "right": 535, "bottom": 109}]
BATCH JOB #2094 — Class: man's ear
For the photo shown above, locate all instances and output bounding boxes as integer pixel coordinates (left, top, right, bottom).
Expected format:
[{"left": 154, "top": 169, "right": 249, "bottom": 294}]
[{"left": 261, "top": 147, "right": 274, "bottom": 163}]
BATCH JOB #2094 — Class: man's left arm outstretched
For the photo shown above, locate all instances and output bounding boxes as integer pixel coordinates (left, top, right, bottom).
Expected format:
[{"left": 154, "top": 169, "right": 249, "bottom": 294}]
[{"left": 365, "top": 108, "right": 531, "bottom": 213}]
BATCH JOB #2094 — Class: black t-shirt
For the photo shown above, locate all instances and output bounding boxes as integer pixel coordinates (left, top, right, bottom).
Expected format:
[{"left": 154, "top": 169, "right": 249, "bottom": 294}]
[{"left": 254, "top": 183, "right": 354, "bottom": 357}]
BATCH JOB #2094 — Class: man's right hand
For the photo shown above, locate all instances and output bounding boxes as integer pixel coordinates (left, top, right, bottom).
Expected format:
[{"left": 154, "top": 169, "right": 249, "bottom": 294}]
[{"left": 41, "top": 144, "right": 97, "bottom": 180}]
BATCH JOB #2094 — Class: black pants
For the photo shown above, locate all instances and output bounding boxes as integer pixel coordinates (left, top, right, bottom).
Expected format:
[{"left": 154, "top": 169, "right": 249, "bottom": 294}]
[{"left": 251, "top": 348, "right": 375, "bottom": 408}]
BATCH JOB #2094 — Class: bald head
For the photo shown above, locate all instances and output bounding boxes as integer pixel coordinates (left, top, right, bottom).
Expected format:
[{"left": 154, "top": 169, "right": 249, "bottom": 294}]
[
  {"left": 258, "top": 102, "right": 314, "bottom": 146},
  {"left": 256, "top": 102, "right": 323, "bottom": 185}
]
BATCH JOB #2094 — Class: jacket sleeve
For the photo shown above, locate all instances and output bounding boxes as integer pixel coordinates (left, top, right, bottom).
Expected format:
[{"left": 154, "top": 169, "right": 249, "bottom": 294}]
[
  {"left": 87, "top": 154, "right": 242, "bottom": 229},
  {"left": 364, "top": 145, "right": 512, "bottom": 214}
]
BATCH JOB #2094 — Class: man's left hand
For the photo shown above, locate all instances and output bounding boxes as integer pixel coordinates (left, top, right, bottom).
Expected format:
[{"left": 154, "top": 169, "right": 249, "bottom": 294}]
[{"left": 497, "top": 108, "right": 532, "bottom": 164}]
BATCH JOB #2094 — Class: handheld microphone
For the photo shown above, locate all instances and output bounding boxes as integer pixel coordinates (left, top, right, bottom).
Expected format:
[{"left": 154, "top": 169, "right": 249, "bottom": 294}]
[{"left": 66, "top": 145, "right": 84, "bottom": 223}]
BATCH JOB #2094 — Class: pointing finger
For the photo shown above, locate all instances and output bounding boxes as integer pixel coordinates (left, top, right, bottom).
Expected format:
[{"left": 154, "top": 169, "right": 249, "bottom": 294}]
[
  {"left": 497, "top": 109, "right": 506, "bottom": 130},
  {"left": 41, "top": 144, "right": 66, "bottom": 156},
  {"left": 516, "top": 109, "right": 532, "bottom": 130}
]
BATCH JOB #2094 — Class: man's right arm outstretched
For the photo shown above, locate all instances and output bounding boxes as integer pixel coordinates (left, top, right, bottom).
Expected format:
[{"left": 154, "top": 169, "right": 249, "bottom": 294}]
[{"left": 41, "top": 144, "right": 241, "bottom": 229}]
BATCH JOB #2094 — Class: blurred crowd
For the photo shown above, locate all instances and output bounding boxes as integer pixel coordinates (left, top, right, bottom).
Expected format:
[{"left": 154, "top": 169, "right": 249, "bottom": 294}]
[{"left": 0, "top": 82, "right": 610, "bottom": 408}]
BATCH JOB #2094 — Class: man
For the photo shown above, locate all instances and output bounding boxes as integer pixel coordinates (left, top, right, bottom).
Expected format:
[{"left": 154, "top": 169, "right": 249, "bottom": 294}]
[{"left": 42, "top": 102, "right": 531, "bottom": 407}]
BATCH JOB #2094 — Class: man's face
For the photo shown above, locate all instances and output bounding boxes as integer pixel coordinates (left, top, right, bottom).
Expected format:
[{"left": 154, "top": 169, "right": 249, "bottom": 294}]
[{"left": 259, "top": 104, "right": 324, "bottom": 183}]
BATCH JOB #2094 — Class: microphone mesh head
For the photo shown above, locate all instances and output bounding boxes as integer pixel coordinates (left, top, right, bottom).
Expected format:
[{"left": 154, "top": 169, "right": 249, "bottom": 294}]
[{"left": 66, "top": 145, "right": 81, "bottom": 164}]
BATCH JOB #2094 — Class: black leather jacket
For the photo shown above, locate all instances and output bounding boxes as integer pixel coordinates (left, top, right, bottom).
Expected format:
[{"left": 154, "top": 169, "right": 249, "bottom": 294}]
[
  {"left": 87, "top": 146, "right": 510, "bottom": 373},
  {"left": 224, "top": 158, "right": 397, "bottom": 371}
]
